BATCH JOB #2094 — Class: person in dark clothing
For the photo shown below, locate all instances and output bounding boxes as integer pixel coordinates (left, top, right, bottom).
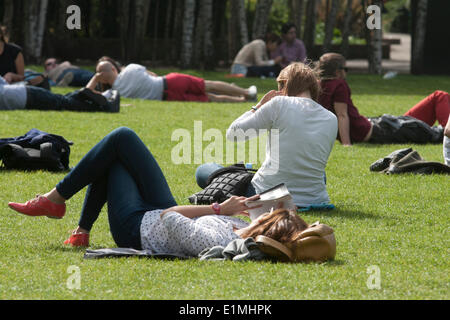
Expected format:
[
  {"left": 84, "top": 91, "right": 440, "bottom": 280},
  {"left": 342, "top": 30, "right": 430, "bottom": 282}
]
[
  {"left": 317, "top": 53, "right": 449, "bottom": 145},
  {"left": 0, "top": 26, "right": 24, "bottom": 84}
]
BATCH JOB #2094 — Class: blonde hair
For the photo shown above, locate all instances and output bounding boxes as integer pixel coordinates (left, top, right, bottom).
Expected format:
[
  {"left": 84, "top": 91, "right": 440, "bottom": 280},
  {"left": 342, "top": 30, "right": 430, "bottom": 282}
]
[
  {"left": 239, "top": 209, "right": 309, "bottom": 245},
  {"left": 277, "top": 62, "right": 321, "bottom": 101}
]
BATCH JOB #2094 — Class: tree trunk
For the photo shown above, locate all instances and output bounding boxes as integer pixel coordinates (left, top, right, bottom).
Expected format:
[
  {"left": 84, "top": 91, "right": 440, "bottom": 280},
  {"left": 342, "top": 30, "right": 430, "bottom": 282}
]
[
  {"left": 193, "top": 0, "right": 215, "bottom": 69},
  {"left": 119, "top": 0, "right": 151, "bottom": 63},
  {"left": 229, "top": 0, "right": 248, "bottom": 61},
  {"left": 367, "top": 0, "right": 383, "bottom": 74},
  {"left": 411, "top": 0, "right": 428, "bottom": 74},
  {"left": 2, "top": 0, "right": 14, "bottom": 36},
  {"left": 180, "top": 0, "right": 197, "bottom": 68},
  {"left": 322, "top": 0, "right": 339, "bottom": 54},
  {"left": 252, "top": 0, "right": 273, "bottom": 40},
  {"left": 340, "top": 0, "right": 353, "bottom": 58},
  {"left": 171, "top": 1, "right": 184, "bottom": 64},
  {"left": 163, "top": 0, "right": 174, "bottom": 64},
  {"left": 24, "top": 0, "right": 49, "bottom": 63},
  {"left": 303, "top": 0, "right": 318, "bottom": 56},
  {"left": 289, "top": 0, "right": 304, "bottom": 38}
]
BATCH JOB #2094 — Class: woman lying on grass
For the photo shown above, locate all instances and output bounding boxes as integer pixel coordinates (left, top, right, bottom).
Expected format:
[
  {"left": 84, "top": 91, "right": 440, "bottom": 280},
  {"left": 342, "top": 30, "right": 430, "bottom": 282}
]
[{"left": 8, "top": 127, "right": 309, "bottom": 256}]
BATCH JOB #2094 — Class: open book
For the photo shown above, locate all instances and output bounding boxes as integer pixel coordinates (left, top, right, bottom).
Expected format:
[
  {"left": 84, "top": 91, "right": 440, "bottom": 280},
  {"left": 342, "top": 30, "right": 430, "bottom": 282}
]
[{"left": 245, "top": 183, "right": 296, "bottom": 221}]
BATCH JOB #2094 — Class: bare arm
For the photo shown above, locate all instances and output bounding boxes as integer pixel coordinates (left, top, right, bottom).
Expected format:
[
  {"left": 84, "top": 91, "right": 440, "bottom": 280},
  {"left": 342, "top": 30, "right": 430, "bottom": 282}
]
[
  {"left": 147, "top": 70, "right": 158, "bottom": 77},
  {"left": 445, "top": 115, "right": 450, "bottom": 138},
  {"left": 14, "top": 52, "right": 25, "bottom": 77},
  {"left": 161, "top": 195, "right": 260, "bottom": 219},
  {"left": 85, "top": 73, "right": 103, "bottom": 94},
  {"left": 334, "top": 102, "right": 352, "bottom": 146}
]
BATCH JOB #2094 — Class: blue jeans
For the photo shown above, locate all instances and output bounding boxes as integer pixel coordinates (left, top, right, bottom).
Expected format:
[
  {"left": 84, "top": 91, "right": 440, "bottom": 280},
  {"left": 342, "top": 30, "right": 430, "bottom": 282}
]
[
  {"left": 56, "top": 127, "right": 177, "bottom": 249},
  {"left": 195, "top": 163, "right": 256, "bottom": 198},
  {"left": 56, "top": 68, "right": 95, "bottom": 87},
  {"left": 26, "top": 86, "right": 106, "bottom": 112},
  {"left": 26, "top": 86, "right": 88, "bottom": 111}
]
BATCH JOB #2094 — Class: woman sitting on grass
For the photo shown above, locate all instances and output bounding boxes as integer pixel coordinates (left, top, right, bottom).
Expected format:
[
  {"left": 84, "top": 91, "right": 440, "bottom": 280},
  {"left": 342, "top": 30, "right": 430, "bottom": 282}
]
[
  {"left": 8, "top": 127, "right": 309, "bottom": 256},
  {"left": 196, "top": 62, "right": 338, "bottom": 209}
]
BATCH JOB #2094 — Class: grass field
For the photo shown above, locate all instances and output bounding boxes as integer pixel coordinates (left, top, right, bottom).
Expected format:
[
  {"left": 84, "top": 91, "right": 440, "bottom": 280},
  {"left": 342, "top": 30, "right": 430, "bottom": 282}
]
[{"left": 0, "top": 71, "right": 449, "bottom": 300}]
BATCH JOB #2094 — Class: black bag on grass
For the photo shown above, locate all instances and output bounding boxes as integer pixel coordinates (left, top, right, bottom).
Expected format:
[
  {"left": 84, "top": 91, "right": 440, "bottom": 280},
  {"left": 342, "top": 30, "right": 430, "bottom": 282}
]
[
  {"left": 188, "top": 163, "right": 257, "bottom": 205},
  {"left": 0, "top": 129, "right": 72, "bottom": 172}
]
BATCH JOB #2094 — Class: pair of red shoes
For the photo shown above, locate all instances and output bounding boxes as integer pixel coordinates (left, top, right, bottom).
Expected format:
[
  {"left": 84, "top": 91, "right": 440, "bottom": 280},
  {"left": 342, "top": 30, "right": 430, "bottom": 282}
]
[{"left": 8, "top": 196, "right": 89, "bottom": 247}]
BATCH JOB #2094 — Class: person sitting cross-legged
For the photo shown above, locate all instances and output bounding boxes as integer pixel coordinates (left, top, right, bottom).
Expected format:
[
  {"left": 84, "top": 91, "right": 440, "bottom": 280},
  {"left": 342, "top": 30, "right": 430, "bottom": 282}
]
[{"left": 87, "top": 57, "right": 258, "bottom": 103}]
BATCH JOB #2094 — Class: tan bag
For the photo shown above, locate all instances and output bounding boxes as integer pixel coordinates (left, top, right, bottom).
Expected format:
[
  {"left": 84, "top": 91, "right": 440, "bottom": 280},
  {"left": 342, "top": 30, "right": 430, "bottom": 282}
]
[{"left": 256, "top": 222, "right": 336, "bottom": 263}]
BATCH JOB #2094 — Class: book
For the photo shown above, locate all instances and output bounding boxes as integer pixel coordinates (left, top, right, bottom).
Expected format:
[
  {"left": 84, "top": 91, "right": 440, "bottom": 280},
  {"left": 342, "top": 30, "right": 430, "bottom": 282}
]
[{"left": 245, "top": 183, "right": 296, "bottom": 220}]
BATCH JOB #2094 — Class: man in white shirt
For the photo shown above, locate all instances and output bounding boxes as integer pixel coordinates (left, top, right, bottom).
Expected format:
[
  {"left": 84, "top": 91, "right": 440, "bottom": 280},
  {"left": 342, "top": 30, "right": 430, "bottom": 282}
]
[{"left": 87, "top": 61, "right": 258, "bottom": 103}]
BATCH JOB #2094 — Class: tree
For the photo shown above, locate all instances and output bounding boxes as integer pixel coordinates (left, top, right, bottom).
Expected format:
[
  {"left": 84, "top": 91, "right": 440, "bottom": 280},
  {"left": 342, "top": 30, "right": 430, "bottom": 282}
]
[
  {"left": 411, "top": 0, "right": 428, "bottom": 74},
  {"left": 229, "top": 0, "right": 248, "bottom": 61},
  {"left": 119, "top": 0, "right": 151, "bottom": 63},
  {"left": 2, "top": 0, "right": 14, "bottom": 35},
  {"left": 322, "top": 0, "right": 339, "bottom": 54},
  {"left": 303, "top": 0, "right": 318, "bottom": 56},
  {"left": 340, "top": 0, "right": 354, "bottom": 58},
  {"left": 366, "top": 0, "right": 383, "bottom": 74},
  {"left": 24, "top": 0, "right": 49, "bottom": 63},
  {"left": 180, "top": 0, "right": 197, "bottom": 68},
  {"left": 289, "top": 0, "right": 305, "bottom": 38},
  {"left": 252, "top": 0, "right": 273, "bottom": 40},
  {"left": 193, "top": 0, "right": 215, "bottom": 69}
]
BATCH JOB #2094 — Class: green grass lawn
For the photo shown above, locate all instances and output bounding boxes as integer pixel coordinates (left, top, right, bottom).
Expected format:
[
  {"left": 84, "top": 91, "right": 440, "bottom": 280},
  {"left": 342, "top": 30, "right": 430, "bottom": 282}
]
[{"left": 0, "top": 72, "right": 449, "bottom": 300}]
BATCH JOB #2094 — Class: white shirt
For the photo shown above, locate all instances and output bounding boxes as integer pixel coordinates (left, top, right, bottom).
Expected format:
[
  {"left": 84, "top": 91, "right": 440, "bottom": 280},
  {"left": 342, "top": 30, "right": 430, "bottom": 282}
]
[
  {"left": 112, "top": 64, "right": 164, "bottom": 100},
  {"left": 140, "top": 210, "right": 249, "bottom": 257},
  {"left": 227, "top": 96, "right": 338, "bottom": 207},
  {"left": 0, "top": 76, "right": 27, "bottom": 110},
  {"left": 444, "top": 136, "right": 450, "bottom": 166}
]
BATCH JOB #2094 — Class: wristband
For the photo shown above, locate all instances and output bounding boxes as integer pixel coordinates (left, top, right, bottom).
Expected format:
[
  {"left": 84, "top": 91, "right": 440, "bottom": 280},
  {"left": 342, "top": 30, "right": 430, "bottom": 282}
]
[
  {"left": 251, "top": 106, "right": 258, "bottom": 112},
  {"left": 211, "top": 202, "right": 221, "bottom": 215}
]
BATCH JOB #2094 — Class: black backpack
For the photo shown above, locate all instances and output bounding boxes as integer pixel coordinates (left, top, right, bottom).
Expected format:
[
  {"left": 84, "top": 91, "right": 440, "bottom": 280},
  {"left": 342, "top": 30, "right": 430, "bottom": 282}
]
[
  {"left": 0, "top": 130, "right": 72, "bottom": 172},
  {"left": 188, "top": 163, "right": 257, "bottom": 205}
]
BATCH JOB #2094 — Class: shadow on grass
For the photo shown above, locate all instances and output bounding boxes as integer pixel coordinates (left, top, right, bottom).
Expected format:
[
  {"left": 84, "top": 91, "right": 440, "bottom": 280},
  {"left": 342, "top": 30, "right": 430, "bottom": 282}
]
[{"left": 301, "top": 208, "right": 380, "bottom": 220}]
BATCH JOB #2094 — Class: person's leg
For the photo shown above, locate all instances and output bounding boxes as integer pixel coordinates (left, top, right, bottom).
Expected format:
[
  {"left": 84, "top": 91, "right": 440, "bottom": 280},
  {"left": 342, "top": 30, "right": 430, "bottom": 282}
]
[
  {"left": 206, "top": 93, "right": 246, "bottom": 103},
  {"left": 25, "top": 86, "right": 92, "bottom": 111},
  {"left": 69, "top": 69, "right": 95, "bottom": 87},
  {"left": 204, "top": 80, "right": 251, "bottom": 98},
  {"left": 105, "top": 162, "right": 155, "bottom": 249},
  {"left": 404, "top": 90, "right": 450, "bottom": 127},
  {"left": 56, "top": 127, "right": 177, "bottom": 209}
]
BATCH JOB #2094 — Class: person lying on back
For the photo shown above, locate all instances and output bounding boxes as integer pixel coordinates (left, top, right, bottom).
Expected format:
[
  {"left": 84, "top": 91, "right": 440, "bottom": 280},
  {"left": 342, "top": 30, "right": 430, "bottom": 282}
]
[{"left": 44, "top": 58, "right": 95, "bottom": 87}]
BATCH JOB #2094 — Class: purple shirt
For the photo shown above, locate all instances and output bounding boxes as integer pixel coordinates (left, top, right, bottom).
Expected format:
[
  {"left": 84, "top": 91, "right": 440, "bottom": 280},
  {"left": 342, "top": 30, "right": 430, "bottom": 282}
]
[{"left": 272, "top": 39, "right": 307, "bottom": 68}]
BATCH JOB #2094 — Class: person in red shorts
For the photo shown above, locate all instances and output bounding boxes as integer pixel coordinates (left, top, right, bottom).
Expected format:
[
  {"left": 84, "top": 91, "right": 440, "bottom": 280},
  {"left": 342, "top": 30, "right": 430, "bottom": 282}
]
[
  {"left": 317, "top": 53, "right": 449, "bottom": 145},
  {"left": 86, "top": 58, "right": 258, "bottom": 103}
]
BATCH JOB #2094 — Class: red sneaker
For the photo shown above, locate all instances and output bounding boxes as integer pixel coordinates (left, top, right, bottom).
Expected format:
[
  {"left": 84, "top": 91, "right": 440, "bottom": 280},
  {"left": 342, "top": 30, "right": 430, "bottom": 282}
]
[
  {"left": 64, "top": 233, "right": 89, "bottom": 247},
  {"left": 8, "top": 196, "right": 66, "bottom": 219}
]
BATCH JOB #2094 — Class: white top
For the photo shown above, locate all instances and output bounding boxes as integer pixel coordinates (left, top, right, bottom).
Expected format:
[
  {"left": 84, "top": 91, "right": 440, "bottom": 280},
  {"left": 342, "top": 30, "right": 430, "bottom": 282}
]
[
  {"left": 0, "top": 76, "right": 27, "bottom": 110},
  {"left": 227, "top": 96, "right": 338, "bottom": 207},
  {"left": 112, "top": 64, "right": 164, "bottom": 100},
  {"left": 140, "top": 210, "right": 249, "bottom": 257},
  {"left": 444, "top": 136, "right": 450, "bottom": 166}
]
